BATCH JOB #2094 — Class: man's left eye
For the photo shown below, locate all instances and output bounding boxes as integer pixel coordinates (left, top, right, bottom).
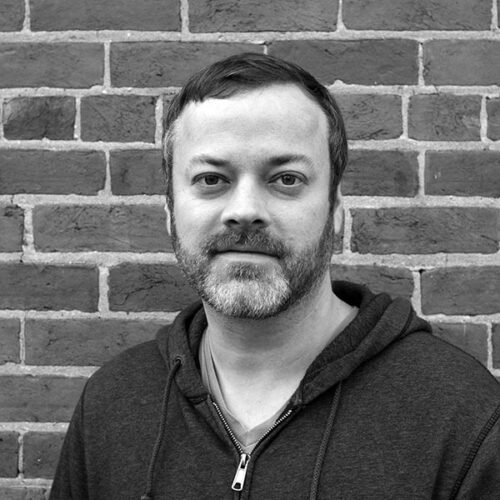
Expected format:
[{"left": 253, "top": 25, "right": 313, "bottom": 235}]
[{"left": 276, "top": 174, "right": 302, "bottom": 186}]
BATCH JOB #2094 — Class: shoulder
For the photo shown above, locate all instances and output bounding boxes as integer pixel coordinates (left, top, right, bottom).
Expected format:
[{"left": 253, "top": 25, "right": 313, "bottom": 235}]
[
  {"left": 82, "top": 338, "right": 168, "bottom": 409},
  {"left": 356, "top": 330, "right": 500, "bottom": 424}
]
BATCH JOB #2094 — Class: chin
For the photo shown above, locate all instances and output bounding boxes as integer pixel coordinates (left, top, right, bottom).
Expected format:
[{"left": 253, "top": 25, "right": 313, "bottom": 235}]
[{"left": 203, "top": 276, "right": 292, "bottom": 319}]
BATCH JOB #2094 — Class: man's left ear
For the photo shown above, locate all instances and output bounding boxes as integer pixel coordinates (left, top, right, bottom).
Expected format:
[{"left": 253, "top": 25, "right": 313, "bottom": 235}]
[
  {"left": 333, "top": 185, "right": 344, "bottom": 235},
  {"left": 164, "top": 201, "right": 172, "bottom": 236}
]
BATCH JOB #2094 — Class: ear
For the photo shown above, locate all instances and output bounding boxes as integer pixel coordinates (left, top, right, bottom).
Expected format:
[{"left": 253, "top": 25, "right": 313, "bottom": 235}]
[
  {"left": 164, "top": 200, "right": 172, "bottom": 236},
  {"left": 333, "top": 185, "right": 343, "bottom": 235}
]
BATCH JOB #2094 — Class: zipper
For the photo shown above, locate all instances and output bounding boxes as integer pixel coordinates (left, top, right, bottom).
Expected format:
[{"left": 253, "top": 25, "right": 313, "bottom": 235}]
[{"left": 211, "top": 399, "right": 293, "bottom": 493}]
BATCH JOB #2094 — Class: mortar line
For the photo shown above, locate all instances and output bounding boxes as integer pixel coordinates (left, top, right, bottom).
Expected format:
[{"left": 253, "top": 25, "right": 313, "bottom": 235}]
[
  {"left": 101, "top": 150, "right": 112, "bottom": 195},
  {"left": 180, "top": 0, "right": 190, "bottom": 35},
  {"left": 411, "top": 270, "right": 423, "bottom": 316},
  {"left": 74, "top": 96, "right": 82, "bottom": 140},
  {"left": 480, "top": 95, "right": 489, "bottom": 142},
  {"left": 487, "top": 322, "right": 494, "bottom": 371},
  {"left": 417, "top": 150, "right": 426, "bottom": 197},
  {"left": 1, "top": 29, "right": 500, "bottom": 43},
  {"left": 0, "top": 422, "right": 69, "bottom": 432},
  {"left": 0, "top": 478, "right": 52, "bottom": 487},
  {"left": 0, "top": 365, "right": 98, "bottom": 376},
  {"left": 341, "top": 207, "right": 353, "bottom": 254},
  {"left": 19, "top": 314, "right": 26, "bottom": 364},
  {"left": 0, "top": 85, "right": 499, "bottom": 98},
  {"left": 98, "top": 266, "right": 110, "bottom": 313},
  {"left": 401, "top": 94, "right": 409, "bottom": 139},
  {"left": 336, "top": 0, "right": 346, "bottom": 31},
  {"left": 7, "top": 192, "right": 500, "bottom": 207},
  {"left": 22, "top": 207, "right": 35, "bottom": 254},
  {"left": 492, "top": 0, "right": 499, "bottom": 30},
  {"left": 22, "top": 0, "right": 31, "bottom": 31},
  {"left": 104, "top": 41, "right": 111, "bottom": 88},
  {"left": 155, "top": 96, "right": 164, "bottom": 146},
  {"left": 418, "top": 42, "right": 425, "bottom": 86},
  {"left": 0, "top": 98, "right": 4, "bottom": 140}
]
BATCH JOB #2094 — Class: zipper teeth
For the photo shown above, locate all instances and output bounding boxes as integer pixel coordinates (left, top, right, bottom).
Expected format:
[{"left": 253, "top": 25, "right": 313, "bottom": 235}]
[
  {"left": 212, "top": 400, "right": 245, "bottom": 455},
  {"left": 255, "top": 408, "right": 293, "bottom": 446},
  {"left": 212, "top": 399, "right": 293, "bottom": 457}
]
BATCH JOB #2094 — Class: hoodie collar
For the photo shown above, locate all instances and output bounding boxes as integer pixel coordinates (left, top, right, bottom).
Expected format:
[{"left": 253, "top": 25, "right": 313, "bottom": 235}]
[{"left": 156, "top": 281, "right": 431, "bottom": 405}]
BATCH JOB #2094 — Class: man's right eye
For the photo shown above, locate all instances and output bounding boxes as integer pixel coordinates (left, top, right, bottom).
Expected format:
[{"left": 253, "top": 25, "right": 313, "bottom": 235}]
[{"left": 194, "top": 174, "right": 224, "bottom": 186}]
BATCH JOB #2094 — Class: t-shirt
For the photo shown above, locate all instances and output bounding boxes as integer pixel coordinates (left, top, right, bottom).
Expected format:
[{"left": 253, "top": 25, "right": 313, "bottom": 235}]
[{"left": 199, "top": 331, "right": 287, "bottom": 454}]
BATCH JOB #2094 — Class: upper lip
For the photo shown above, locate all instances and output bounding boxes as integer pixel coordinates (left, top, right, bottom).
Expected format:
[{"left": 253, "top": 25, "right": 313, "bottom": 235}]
[{"left": 218, "top": 245, "right": 274, "bottom": 255}]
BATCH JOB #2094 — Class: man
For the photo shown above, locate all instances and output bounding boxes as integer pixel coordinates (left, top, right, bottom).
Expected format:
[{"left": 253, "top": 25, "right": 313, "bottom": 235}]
[{"left": 50, "top": 53, "right": 500, "bottom": 499}]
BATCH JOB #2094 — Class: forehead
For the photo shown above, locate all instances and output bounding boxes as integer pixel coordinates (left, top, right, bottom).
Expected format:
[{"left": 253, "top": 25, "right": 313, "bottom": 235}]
[{"left": 173, "top": 83, "right": 329, "bottom": 153}]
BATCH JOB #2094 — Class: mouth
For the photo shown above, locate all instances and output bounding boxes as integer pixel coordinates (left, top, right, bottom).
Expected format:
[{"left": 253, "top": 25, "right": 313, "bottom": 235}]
[{"left": 217, "top": 246, "right": 276, "bottom": 257}]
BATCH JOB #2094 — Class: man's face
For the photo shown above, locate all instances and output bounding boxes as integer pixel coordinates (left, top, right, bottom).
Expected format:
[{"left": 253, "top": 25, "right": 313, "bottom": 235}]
[{"left": 168, "top": 83, "right": 342, "bottom": 319}]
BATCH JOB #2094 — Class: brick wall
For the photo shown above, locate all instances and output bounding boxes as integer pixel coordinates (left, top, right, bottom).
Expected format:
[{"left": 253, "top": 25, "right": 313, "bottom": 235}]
[{"left": 0, "top": 0, "right": 499, "bottom": 495}]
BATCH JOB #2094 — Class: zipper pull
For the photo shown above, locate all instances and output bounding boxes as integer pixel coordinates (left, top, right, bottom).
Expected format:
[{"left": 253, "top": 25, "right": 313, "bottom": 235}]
[{"left": 231, "top": 453, "right": 250, "bottom": 491}]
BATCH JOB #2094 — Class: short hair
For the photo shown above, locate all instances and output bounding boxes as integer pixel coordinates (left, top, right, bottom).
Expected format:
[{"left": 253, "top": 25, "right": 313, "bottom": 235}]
[{"left": 162, "top": 52, "right": 348, "bottom": 210}]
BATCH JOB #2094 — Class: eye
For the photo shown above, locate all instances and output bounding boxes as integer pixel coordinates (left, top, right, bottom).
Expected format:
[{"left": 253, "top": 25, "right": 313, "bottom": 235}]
[
  {"left": 193, "top": 173, "right": 227, "bottom": 186},
  {"left": 272, "top": 172, "right": 305, "bottom": 187},
  {"left": 279, "top": 174, "right": 299, "bottom": 186}
]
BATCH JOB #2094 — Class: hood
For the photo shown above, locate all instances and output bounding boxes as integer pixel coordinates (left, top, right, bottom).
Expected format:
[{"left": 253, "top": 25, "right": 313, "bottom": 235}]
[{"left": 155, "top": 280, "right": 431, "bottom": 405}]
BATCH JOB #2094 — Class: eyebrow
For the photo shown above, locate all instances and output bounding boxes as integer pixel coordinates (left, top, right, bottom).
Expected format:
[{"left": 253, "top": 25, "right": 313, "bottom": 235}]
[
  {"left": 189, "top": 153, "right": 314, "bottom": 168},
  {"left": 189, "top": 155, "right": 228, "bottom": 167}
]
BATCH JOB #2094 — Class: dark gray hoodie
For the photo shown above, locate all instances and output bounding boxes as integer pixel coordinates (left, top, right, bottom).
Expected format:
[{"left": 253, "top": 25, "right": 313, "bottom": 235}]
[{"left": 50, "top": 282, "right": 500, "bottom": 499}]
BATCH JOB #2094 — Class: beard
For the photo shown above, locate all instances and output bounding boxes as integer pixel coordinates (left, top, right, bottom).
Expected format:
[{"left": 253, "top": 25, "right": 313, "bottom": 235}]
[{"left": 171, "top": 213, "right": 335, "bottom": 320}]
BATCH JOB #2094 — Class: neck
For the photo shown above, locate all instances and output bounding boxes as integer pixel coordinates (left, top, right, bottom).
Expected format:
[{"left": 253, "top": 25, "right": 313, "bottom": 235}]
[{"left": 203, "top": 274, "right": 354, "bottom": 382}]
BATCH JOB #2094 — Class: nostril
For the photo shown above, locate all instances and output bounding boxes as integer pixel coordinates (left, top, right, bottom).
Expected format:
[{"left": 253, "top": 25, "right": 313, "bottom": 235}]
[{"left": 225, "top": 217, "right": 265, "bottom": 229}]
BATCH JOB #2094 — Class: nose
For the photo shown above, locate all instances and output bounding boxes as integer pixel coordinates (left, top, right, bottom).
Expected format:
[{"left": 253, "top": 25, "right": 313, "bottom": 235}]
[{"left": 220, "top": 179, "right": 269, "bottom": 230}]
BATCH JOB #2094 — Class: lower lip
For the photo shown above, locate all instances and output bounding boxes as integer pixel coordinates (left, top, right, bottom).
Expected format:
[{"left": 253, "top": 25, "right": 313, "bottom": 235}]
[{"left": 216, "top": 251, "right": 276, "bottom": 263}]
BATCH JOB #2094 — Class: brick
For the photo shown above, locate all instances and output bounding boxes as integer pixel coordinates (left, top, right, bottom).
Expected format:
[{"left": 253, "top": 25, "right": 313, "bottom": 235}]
[
  {"left": 189, "top": 0, "right": 337, "bottom": 32},
  {"left": 109, "top": 264, "right": 198, "bottom": 312},
  {"left": 424, "top": 41, "right": 500, "bottom": 85},
  {"left": 269, "top": 40, "right": 418, "bottom": 85},
  {"left": 81, "top": 96, "right": 156, "bottom": 142},
  {"left": 432, "top": 323, "right": 488, "bottom": 365},
  {"left": 0, "top": 0, "right": 24, "bottom": 31},
  {"left": 33, "top": 205, "right": 171, "bottom": 252},
  {"left": 111, "top": 42, "right": 261, "bottom": 87},
  {"left": 31, "top": 0, "right": 179, "bottom": 31},
  {"left": 0, "top": 43, "right": 103, "bottom": 88},
  {"left": 425, "top": 151, "right": 500, "bottom": 197},
  {"left": 343, "top": 151, "right": 418, "bottom": 197},
  {"left": 351, "top": 208, "right": 499, "bottom": 254},
  {"left": 487, "top": 97, "right": 500, "bottom": 140},
  {"left": 3, "top": 97, "right": 75, "bottom": 140},
  {"left": 337, "top": 94, "right": 402, "bottom": 140},
  {"left": 421, "top": 267, "right": 500, "bottom": 315},
  {"left": 23, "top": 432, "right": 65, "bottom": 478},
  {"left": 0, "top": 431, "right": 18, "bottom": 476},
  {"left": 343, "top": 0, "right": 490, "bottom": 30},
  {"left": 493, "top": 324, "right": 500, "bottom": 368},
  {"left": 0, "top": 375, "right": 86, "bottom": 421},
  {"left": 331, "top": 265, "right": 414, "bottom": 299},
  {"left": 0, "top": 318, "right": 20, "bottom": 364},
  {"left": 0, "top": 488, "right": 49, "bottom": 500},
  {"left": 0, "top": 264, "right": 98, "bottom": 311},
  {"left": 409, "top": 95, "right": 481, "bottom": 141},
  {"left": 0, "top": 205, "right": 23, "bottom": 251},
  {"left": 0, "top": 150, "right": 105, "bottom": 195},
  {"left": 25, "top": 318, "right": 163, "bottom": 365},
  {"left": 110, "top": 149, "right": 165, "bottom": 195}
]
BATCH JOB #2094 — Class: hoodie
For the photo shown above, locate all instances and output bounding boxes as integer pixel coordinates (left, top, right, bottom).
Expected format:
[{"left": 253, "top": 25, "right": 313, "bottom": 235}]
[{"left": 50, "top": 282, "right": 500, "bottom": 499}]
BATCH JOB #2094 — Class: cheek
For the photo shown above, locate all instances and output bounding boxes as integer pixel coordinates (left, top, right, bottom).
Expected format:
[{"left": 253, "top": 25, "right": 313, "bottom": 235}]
[{"left": 278, "top": 201, "right": 330, "bottom": 242}]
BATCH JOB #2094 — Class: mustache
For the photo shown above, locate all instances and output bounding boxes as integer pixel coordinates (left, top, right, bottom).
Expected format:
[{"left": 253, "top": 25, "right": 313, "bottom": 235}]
[{"left": 202, "top": 229, "right": 287, "bottom": 257}]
